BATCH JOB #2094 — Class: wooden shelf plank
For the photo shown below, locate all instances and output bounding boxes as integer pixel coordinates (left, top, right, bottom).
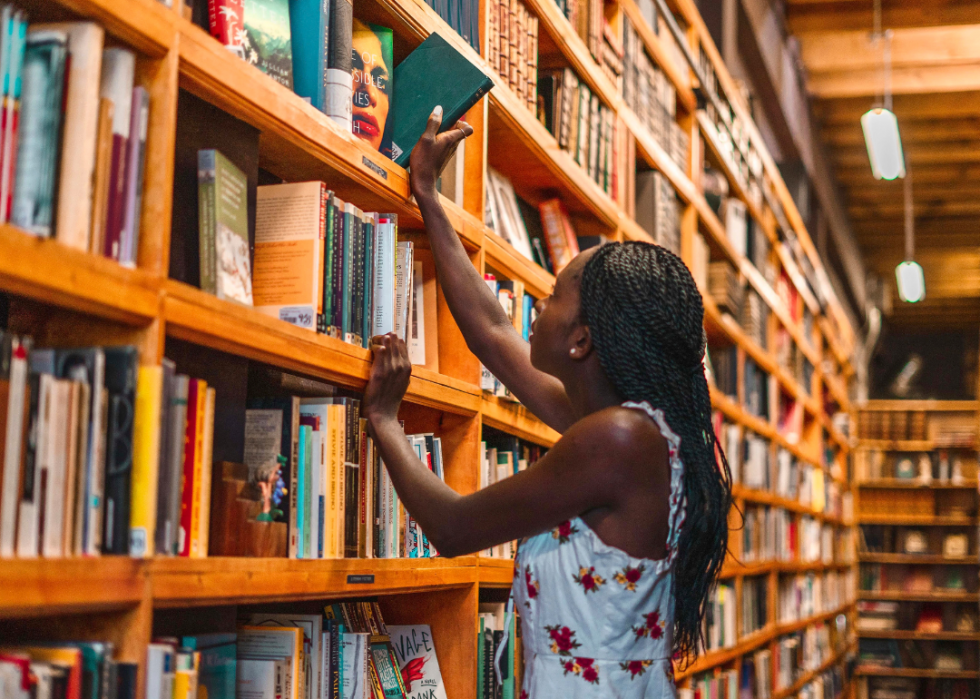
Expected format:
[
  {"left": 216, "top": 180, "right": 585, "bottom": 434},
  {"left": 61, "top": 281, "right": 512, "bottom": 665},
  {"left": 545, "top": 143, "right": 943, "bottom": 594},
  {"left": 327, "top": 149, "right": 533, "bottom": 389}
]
[
  {"left": 859, "top": 591, "right": 978, "bottom": 602},
  {"left": 861, "top": 400, "right": 980, "bottom": 412},
  {"left": 0, "top": 558, "right": 146, "bottom": 618},
  {"left": 857, "top": 516, "right": 976, "bottom": 526},
  {"left": 857, "top": 440, "right": 941, "bottom": 451},
  {"left": 477, "top": 557, "right": 516, "bottom": 588},
  {"left": 481, "top": 395, "right": 561, "bottom": 447},
  {"left": 162, "top": 281, "right": 481, "bottom": 415},
  {"left": 150, "top": 556, "right": 478, "bottom": 606},
  {"left": 483, "top": 231, "right": 555, "bottom": 301},
  {"left": 858, "top": 630, "right": 980, "bottom": 641},
  {"left": 0, "top": 225, "right": 161, "bottom": 324},
  {"left": 858, "top": 553, "right": 979, "bottom": 565},
  {"left": 857, "top": 479, "right": 979, "bottom": 489},
  {"left": 56, "top": 0, "right": 175, "bottom": 57},
  {"left": 855, "top": 667, "right": 980, "bottom": 679}
]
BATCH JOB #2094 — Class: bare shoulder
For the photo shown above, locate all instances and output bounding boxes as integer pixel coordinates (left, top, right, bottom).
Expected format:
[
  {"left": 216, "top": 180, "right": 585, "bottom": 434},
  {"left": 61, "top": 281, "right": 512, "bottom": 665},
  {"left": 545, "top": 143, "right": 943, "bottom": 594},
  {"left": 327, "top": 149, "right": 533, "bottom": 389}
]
[{"left": 560, "top": 405, "right": 668, "bottom": 471}]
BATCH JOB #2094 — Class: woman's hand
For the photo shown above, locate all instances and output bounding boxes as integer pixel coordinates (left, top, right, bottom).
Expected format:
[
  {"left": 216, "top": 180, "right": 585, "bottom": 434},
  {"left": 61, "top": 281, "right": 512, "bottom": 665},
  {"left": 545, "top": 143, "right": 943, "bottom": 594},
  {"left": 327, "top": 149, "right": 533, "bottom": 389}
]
[
  {"left": 363, "top": 332, "right": 413, "bottom": 427},
  {"left": 409, "top": 106, "right": 474, "bottom": 201}
]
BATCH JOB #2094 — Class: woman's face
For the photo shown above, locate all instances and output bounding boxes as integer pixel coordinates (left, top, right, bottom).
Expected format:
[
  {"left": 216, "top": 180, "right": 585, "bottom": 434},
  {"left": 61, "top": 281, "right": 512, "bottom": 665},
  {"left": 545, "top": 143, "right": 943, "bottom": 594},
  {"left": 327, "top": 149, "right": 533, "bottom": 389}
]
[
  {"left": 352, "top": 25, "right": 391, "bottom": 153},
  {"left": 529, "top": 248, "right": 597, "bottom": 376}
]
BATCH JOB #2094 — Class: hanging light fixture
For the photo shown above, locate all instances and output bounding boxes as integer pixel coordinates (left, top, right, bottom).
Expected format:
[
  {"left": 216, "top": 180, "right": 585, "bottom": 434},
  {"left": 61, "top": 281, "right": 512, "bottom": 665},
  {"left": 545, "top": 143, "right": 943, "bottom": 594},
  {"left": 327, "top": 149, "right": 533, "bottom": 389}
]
[
  {"left": 862, "top": 1, "right": 905, "bottom": 180},
  {"left": 895, "top": 169, "right": 924, "bottom": 303}
]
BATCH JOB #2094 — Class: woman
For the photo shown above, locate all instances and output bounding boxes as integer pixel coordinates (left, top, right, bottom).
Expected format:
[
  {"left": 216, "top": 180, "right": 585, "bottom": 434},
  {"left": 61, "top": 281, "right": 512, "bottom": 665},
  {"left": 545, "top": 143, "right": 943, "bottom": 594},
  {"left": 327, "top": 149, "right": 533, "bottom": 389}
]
[{"left": 362, "top": 108, "right": 732, "bottom": 697}]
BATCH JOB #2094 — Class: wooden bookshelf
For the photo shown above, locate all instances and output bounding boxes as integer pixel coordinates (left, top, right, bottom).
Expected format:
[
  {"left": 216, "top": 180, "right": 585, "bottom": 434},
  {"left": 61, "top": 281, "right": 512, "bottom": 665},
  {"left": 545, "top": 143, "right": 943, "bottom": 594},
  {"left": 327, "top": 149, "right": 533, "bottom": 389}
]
[
  {"left": 0, "top": 0, "right": 857, "bottom": 694},
  {"left": 854, "top": 403, "right": 980, "bottom": 695}
]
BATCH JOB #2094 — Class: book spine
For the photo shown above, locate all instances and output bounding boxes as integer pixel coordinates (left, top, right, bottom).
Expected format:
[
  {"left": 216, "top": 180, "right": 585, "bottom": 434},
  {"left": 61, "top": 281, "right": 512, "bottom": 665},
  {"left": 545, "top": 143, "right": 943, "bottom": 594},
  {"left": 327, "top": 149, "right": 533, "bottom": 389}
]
[
  {"left": 177, "top": 379, "right": 199, "bottom": 557},
  {"left": 361, "top": 215, "right": 373, "bottom": 348},
  {"left": 195, "top": 387, "right": 215, "bottom": 558},
  {"left": 296, "top": 423, "right": 306, "bottom": 558},
  {"left": 207, "top": 0, "right": 245, "bottom": 52},
  {"left": 120, "top": 86, "right": 149, "bottom": 268},
  {"left": 187, "top": 380, "right": 206, "bottom": 558},
  {"left": 325, "top": 0, "right": 353, "bottom": 129},
  {"left": 128, "top": 365, "right": 162, "bottom": 558},
  {"left": 0, "top": 338, "right": 27, "bottom": 557},
  {"left": 197, "top": 150, "right": 216, "bottom": 295}
]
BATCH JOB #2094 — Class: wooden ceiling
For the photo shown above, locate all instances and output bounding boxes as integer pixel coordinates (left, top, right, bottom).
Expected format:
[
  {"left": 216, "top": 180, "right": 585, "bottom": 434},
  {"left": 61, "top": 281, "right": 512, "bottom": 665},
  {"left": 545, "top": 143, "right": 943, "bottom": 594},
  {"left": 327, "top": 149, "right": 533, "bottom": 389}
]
[{"left": 786, "top": 0, "right": 980, "bottom": 328}]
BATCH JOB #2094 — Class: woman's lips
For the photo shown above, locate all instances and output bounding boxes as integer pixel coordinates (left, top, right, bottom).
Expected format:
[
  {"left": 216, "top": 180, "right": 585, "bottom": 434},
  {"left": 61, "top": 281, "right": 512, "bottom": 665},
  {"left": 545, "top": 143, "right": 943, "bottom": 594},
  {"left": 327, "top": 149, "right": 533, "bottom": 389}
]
[{"left": 354, "top": 113, "right": 379, "bottom": 138}]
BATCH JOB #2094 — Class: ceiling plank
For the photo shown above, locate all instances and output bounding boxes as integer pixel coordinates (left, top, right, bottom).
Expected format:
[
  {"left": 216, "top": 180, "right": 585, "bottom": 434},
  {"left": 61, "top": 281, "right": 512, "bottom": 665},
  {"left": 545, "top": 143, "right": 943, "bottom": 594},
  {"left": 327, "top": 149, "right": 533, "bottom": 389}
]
[
  {"left": 808, "top": 63, "right": 980, "bottom": 98},
  {"left": 849, "top": 201, "right": 980, "bottom": 219},
  {"left": 822, "top": 118, "right": 980, "bottom": 147},
  {"left": 799, "top": 25, "right": 980, "bottom": 74},
  {"left": 834, "top": 163, "right": 980, "bottom": 187},
  {"left": 788, "top": 3, "right": 980, "bottom": 34},
  {"left": 814, "top": 92, "right": 980, "bottom": 125},
  {"left": 833, "top": 141, "right": 980, "bottom": 168}
]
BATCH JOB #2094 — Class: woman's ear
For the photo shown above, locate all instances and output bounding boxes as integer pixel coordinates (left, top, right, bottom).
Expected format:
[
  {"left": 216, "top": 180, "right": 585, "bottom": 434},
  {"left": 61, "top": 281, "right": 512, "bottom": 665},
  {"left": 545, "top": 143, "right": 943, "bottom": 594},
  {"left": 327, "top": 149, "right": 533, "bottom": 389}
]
[{"left": 568, "top": 324, "right": 593, "bottom": 360}]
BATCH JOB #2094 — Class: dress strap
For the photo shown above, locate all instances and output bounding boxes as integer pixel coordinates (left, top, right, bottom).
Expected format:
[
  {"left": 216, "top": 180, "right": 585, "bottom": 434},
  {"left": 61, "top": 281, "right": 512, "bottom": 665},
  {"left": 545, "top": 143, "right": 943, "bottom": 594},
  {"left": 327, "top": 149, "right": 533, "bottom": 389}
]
[{"left": 621, "top": 401, "right": 687, "bottom": 567}]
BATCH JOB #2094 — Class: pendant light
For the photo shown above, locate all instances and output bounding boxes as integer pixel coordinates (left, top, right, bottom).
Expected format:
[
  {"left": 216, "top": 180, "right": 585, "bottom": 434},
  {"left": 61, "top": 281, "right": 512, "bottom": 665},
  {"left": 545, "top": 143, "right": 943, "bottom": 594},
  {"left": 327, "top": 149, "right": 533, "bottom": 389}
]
[
  {"left": 862, "top": 1, "right": 905, "bottom": 180},
  {"left": 895, "top": 169, "right": 924, "bottom": 303}
]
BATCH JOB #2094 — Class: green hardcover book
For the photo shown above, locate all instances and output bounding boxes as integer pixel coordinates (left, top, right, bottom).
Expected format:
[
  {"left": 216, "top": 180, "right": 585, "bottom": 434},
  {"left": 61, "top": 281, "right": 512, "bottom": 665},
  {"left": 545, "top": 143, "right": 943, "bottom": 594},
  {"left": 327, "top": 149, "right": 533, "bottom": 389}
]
[
  {"left": 182, "top": 634, "right": 237, "bottom": 699},
  {"left": 390, "top": 32, "right": 493, "bottom": 167},
  {"left": 476, "top": 619, "right": 484, "bottom": 699},
  {"left": 198, "top": 149, "right": 253, "bottom": 305},
  {"left": 340, "top": 203, "right": 354, "bottom": 343},
  {"left": 361, "top": 213, "right": 374, "bottom": 348},
  {"left": 243, "top": 0, "right": 294, "bottom": 89},
  {"left": 319, "top": 191, "right": 336, "bottom": 334}
]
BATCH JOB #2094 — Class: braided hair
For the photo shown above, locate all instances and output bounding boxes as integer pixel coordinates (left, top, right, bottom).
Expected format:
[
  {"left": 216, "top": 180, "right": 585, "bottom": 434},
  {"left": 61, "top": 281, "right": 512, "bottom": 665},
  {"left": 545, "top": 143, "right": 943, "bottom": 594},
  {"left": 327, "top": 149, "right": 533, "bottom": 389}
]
[{"left": 580, "top": 240, "right": 732, "bottom": 660}]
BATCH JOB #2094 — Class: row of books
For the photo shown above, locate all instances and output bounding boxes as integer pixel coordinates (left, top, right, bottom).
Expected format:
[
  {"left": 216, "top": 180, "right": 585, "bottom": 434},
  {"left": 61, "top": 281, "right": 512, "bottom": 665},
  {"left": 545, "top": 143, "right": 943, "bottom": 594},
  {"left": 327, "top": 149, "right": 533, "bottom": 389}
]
[
  {"left": 487, "top": 0, "right": 538, "bottom": 115},
  {"left": 773, "top": 623, "right": 834, "bottom": 691},
  {"left": 706, "top": 346, "right": 737, "bottom": 400},
  {"left": 480, "top": 274, "right": 539, "bottom": 400},
  {"left": 681, "top": 669, "right": 738, "bottom": 699},
  {"left": 857, "top": 410, "right": 930, "bottom": 442},
  {"left": 741, "top": 506, "right": 794, "bottom": 563},
  {"left": 775, "top": 329, "right": 815, "bottom": 399},
  {"left": 704, "top": 581, "right": 736, "bottom": 651},
  {"left": 634, "top": 169, "right": 680, "bottom": 255},
  {"left": 707, "top": 260, "right": 743, "bottom": 318},
  {"left": 479, "top": 429, "right": 546, "bottom": 557},
  {"left": 196, "top": 161, "right": 432, "bottom": 361},
  {"left": 744, "top": 357, "right": 771, "bottom": 421},
  {"left": 537, "top": 67, "right": 617, "bottom": 196},
  {"left": 0, "top": 643, "right": 134, "bottom": 699},
  {"left": 857, "top": 600, "right": 979, "bottom": 634},
  {"left": 0, "top": 334, "right": 179, "bottom": 559},
  {"left": 146, "top": 602, "right": 447, "bottom": 699},
  {"left": 3, "top": 15, "right": 148, "bottom": 266},
  {"left": 859, "top": 638, "right": 977, "bottom": 673},
  {"left": 859, "top": 564, "right": 972, "bottom": 596},
  {"left": 798, "top": 667, "right": 846, "bottom": 699},
  {"left": 860, "top": 487, "right": 975, "bottom": 518},
  {"left": 778, "top": 570, "right": 854, "bottom": 625},
  {"left": 478, "top": 603, "right": 521, "bottom": 699},
  {"left": 858, "top": 676, "right": 978, "bottom": 699},
  {"left": 621, "top": 16, "right": 687, "bottom": 172},
  {"left": 547, "top": 0, "right": 603, "bottom": 71},
  {"left": 856, "top": 449, "right": 972, "bottom": 484},
  {"left": 859, "top": 525, "right": 972, "bottom": 557}
]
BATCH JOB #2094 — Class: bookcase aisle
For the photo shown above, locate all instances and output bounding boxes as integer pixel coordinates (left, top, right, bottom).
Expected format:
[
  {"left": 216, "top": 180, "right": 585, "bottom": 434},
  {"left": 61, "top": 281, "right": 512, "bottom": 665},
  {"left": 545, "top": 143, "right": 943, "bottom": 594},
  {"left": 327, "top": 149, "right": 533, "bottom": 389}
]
[
  {"left": 0, "top": 0, "right": 856, "bottom": 696},
  {"left": 854, "top": 402, "right": 980, "bottom": 699}
]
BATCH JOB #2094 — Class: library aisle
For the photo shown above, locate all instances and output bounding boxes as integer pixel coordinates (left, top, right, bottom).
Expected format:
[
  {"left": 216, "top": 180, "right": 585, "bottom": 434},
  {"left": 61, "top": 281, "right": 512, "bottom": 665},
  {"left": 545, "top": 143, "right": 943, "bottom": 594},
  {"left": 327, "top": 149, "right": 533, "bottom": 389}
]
[{"left": 0, "top": 0, "right": 976, "bottom": 697}]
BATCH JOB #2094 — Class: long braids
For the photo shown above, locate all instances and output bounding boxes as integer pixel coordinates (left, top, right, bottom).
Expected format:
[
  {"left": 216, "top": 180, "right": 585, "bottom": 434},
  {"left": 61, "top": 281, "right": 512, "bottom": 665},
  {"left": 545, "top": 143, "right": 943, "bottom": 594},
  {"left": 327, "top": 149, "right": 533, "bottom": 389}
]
[{"left": 580, "top": 241, "right": 732, "bottom": 661}]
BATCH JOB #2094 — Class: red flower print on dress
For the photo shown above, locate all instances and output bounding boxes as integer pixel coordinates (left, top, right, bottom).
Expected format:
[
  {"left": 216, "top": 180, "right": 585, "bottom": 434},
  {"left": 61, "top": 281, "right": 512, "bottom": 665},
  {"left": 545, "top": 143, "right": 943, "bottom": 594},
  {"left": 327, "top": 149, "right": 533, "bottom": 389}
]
[
  {"left": 572, "top": 566, "right": 606, "bottom": 593},
  {"left": 613, "top": 564, "right": 645, "bottom": 591},
  {"left": 519, "top": 692, "right": 528, "bottom": 699},
  {"left": 561, "top": 657, "right": 599, "bottom": 684},
  {"left": 632, "top": 610, "right": 666, "bottom": 640},
  {"left": 552, "top": 520, "right": 579, "bottom": 544},
  {"left": 544, "top": 625, "right": 581, "bottom": 656},
  {"left": 524, "top": 567, "right": 539, "bottom": 606},
  {"left": 619, "top": 660, "right": 653, "bottom": 678}
]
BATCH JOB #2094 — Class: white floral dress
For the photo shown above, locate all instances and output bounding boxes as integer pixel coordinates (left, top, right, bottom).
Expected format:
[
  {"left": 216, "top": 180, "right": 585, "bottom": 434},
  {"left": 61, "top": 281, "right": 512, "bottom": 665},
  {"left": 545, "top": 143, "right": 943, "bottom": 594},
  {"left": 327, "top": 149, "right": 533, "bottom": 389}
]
[{"left": 511, "top": 401, "right": 686, "bottom": 698}]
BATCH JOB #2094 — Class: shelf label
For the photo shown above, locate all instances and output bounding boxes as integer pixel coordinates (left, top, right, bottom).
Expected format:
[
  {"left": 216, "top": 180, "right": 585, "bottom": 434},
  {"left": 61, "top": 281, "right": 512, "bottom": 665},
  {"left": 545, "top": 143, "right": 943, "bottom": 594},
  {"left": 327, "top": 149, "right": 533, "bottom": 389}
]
[
  {"left": 362, "top": 156, "right": 388, "bottom": 180},
  {"left": 347, "top": 574, "right": 375, "bottom": 584}
]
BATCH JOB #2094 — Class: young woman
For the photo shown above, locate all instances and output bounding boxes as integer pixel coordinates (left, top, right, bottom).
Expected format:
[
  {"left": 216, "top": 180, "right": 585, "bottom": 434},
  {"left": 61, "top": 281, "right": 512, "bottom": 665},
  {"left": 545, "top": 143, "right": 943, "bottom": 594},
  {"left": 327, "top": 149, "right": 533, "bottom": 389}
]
[{"left": 362, "top": 108, "right": 732, "bottom": 697}]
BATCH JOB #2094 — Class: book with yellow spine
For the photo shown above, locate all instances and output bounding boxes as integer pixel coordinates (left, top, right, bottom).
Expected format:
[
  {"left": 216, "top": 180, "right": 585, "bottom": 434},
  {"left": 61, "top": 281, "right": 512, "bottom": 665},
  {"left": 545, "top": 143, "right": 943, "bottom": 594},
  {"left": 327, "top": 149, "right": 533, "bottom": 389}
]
[{"left": 129, "top": 365, "right": 162, "bottom": 558}]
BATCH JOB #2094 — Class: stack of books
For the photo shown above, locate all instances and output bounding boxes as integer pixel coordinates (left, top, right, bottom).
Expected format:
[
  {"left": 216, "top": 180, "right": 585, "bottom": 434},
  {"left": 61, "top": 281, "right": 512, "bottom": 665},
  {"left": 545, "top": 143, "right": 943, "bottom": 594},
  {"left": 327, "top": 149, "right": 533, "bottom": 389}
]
[
  {"left": 487, "top": 0, "right": 539, "bottom": 114},
  {"left": 478, "top": 603, "right": 521, "bottom": 699},
  {"left": 0, "top": 642, "right": 133, "bottom": 699},
  {"left": 741, "top": 289, "right": 767, "bottom": 349},
  {"left": 635, "top": 170, "right": 680, "bottom": 255},
  {"left": 742, "top": 575, "right": 768, "bottom": 636},
  {"left": 707, "top": 261, "right": 743, "bottom": 317},
  {"left": 537, "top": 68, "right": 617, "bottom": 196}
]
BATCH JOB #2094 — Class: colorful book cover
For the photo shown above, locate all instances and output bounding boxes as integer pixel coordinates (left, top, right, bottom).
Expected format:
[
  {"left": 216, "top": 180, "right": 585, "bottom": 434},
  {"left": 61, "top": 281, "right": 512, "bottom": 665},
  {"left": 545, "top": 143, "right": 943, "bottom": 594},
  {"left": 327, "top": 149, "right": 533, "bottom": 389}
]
[
  {"left": 325, "top": 0, "right": 353, "bottom": 129},
  {"left": 198, "top": 149, "right": 253, "bottom": 305},
  {"left": 351, "top": 22, "right": 393, "bottom": 159},
  {"left": 288, "top": 0, "right": 329, "bottom": 111},
  {"left": 242, "top": 0, "right": 294, "bottom": 89},
  {"left": 183, "top": 633, "right": 238, "bottom": 699},
  {"left": 208, "top": 0, "right": 246, "bottom": 58},
  {"left": 388, "top": 626, "right": 445, "bottom": 699}
]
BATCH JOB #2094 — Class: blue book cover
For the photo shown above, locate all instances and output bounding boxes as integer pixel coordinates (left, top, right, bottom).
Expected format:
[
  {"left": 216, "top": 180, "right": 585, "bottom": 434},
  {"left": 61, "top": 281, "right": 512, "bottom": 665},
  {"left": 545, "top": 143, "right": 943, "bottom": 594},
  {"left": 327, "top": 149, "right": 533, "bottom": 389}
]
[
  {"left": 288, "top": 0, "right": 329, "bottom": 110},
  {"left": 182, "top": 634, "right": 237, "bottom": 699},
  {"left": 296, "top": 424, "right": 308, "bottom": 558}
]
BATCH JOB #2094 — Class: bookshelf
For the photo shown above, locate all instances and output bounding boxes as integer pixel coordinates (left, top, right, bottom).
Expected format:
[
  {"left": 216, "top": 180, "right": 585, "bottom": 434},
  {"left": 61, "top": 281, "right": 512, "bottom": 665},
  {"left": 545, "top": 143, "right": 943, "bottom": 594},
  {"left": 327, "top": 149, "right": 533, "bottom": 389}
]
[
  {"left": 854, "top": 402, "right": 980, "bottom": 699},
  {"left": 0, "top": 0, "right": 856, "bottom": 697}
]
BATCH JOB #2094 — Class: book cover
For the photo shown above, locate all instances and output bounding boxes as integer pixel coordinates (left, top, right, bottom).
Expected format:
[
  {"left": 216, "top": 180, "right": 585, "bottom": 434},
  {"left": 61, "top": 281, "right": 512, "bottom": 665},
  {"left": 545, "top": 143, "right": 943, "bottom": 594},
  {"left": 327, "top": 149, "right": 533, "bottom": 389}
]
[
  {"left": 247, "top": 397, "right": 300, "bottom": 555},
  {"left": 537, "top": 198, "right": 579, "bottom": 273},
  {"left": 196, "top": 387, "right": 216, "bottom": 557},
  {"left": 243, "top": 614, "right": 320, "bottom": 699},
  {"left": 100, "top": 346, "right": 138, "bottom": 555},
  {"left": 288, "top": 0, "right": 329, "bottom": 111},
  {"left": 209, "top": 0, "right": 246, "bottom": 57},
  {"left": 389, "top": 626, "right": 447, "bottom": 699},
  {"left": 199, "top": 149, "right": 253, "bottom": 305},
  {"left": 178, "top": 378, "right": 203, "bottom": 557},
  {"left": 371, "top": 215, "right": 397, "bottom": 337},
  {"left": 243, "top": 0, "right": 294, "bottom": 89},
  {"left": 325, "top": 0, "right": 353, "bottom": 129},
  {"left": 10, "top": 29, "right": 68, "bottom": 238},
  {"left": 120, "top": 85, "right": 150, "bottom": 267},
  {"left": 0, "top": 334, "right": 28, "bottom": 558},
  {"left": 32, "top": 22, "right": 103, "bottom": 252},
  {"left": 254, "top": 181, "right": 326, "bottom": 328},
  {"left": 0, "top": 11, "right": 27, "bottom": 225},
  {"left": 351, "top": 22, "right": 393, "bottom": 159},
  {"left": 237, "top": 626, "right": 303, "bottom": 699},
  {"left": 183, "top": 633, "right": 237, "bottom": 699},
  {"left": 390, "top": 32, "right": 493, "bottom": 167},
  {"left": 341, "top": 633, "right": 369, "bottom": 699}
]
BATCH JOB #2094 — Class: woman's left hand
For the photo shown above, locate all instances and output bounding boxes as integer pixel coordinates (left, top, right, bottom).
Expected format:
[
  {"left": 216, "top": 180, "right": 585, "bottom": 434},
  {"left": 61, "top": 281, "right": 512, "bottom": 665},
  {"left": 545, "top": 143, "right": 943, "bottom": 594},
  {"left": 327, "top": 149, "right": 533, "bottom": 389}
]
[{"left": 363, "top": 332, "right": 412, "bottom": 426}]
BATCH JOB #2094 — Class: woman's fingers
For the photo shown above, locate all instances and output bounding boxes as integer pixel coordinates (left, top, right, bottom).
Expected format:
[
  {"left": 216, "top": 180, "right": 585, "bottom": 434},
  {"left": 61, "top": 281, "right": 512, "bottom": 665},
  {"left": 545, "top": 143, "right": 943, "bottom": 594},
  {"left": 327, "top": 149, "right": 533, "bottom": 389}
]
[{"left": 424, "top": 106, "right": 444, "bottom": 138}]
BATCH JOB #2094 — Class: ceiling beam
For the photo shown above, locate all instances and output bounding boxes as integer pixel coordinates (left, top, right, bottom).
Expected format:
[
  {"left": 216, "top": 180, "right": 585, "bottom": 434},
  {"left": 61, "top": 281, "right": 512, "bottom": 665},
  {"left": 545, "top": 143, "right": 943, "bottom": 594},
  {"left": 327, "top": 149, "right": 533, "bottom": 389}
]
[
  {"left": 787, "top": 0, "right": 980, "bottom": 34},
  {"left": 822, "top": 118, "right": 980, "bottom": 147},
  {"left": 807, "top": 63, "right": 980, "bottom": 98},
  {"left": 849, "top": 200, "right": 980, "bottom": 219},
  {"left": 813, "top": 92, "right": 980, "bottom": 125},
  {"left": 833, "top": 141, "right": 980, "bottom": 168},
  {"left": 834, "top": 163, "right": 980, "bottom": 187},
  {"left": 799, "top": 25, "right": 980, "bottom": 73}
]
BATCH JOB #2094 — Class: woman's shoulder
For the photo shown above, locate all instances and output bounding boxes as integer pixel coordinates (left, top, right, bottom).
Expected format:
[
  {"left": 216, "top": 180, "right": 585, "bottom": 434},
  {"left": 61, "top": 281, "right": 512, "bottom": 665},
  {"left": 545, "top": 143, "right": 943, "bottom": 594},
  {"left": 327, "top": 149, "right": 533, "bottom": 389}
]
[{"left": 564, "top": 403, "right": 669, "bottom": 463}]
